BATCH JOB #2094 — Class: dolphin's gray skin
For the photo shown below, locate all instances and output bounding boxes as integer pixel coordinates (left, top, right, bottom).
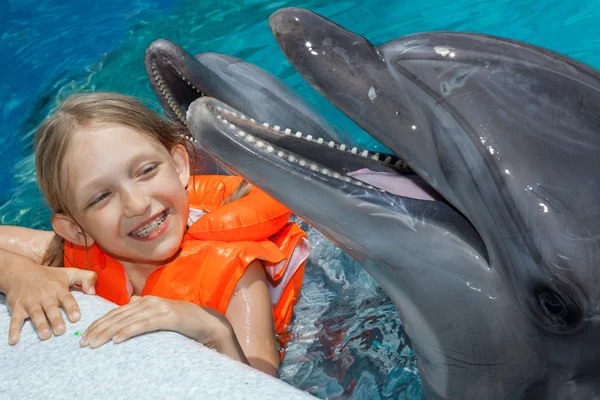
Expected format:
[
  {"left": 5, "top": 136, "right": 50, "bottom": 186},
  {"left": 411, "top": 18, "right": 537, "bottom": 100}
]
[
  {"left": 144, "top": 39, "right": 352, "bottom": 174},
  {"left": 184, "top": 7, "right": 600, "bottom": 400}
]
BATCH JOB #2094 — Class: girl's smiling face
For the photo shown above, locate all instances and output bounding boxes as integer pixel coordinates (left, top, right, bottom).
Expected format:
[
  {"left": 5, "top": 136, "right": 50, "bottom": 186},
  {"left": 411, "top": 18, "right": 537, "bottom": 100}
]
[{"left": 58, "top": 123, "right": 190, "bottom": 266}]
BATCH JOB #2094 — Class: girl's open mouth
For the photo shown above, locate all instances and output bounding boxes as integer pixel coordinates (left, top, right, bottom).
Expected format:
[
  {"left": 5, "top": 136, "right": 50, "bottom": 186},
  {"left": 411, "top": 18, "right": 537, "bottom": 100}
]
[{"left": 129, "top": 210, "right": 170, "bottom": 240}]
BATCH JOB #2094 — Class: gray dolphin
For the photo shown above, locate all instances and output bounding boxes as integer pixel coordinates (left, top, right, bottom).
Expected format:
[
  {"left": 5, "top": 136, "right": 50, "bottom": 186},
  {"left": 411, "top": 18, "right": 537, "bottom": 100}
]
[
  {"left": 144, "top": 39, "right": 353, "bottom": 174},
  {"left": 184, "top": 7, "right": 600, "bottom": 400}
]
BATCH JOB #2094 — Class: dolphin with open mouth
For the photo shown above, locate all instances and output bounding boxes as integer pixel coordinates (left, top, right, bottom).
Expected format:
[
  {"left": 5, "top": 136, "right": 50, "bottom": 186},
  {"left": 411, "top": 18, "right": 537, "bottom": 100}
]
[
  {"left": 182, "top": 7, "right": 600, "bottom": 400},
  {"left": 144, "top": 38, "right": 357, "bottom": 174}
]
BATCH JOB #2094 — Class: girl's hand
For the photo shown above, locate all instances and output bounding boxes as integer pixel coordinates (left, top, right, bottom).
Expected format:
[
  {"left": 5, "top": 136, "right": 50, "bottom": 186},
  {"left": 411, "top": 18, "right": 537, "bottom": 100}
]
[
  {"left": 0, "top": 251, "right": 97, "bottom": 344},
  {"left": 79, "top": 296, "right": 246, "bottom": 362}
]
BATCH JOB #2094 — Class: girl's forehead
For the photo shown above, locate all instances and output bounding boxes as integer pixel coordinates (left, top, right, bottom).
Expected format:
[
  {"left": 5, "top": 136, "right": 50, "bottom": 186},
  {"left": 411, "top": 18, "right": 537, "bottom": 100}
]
[
  {"left": 72, "top": 123, "right": 165, "bottom": 153},
  {"left": 64, "top": 124, "right": 169, "bottom": 190}
]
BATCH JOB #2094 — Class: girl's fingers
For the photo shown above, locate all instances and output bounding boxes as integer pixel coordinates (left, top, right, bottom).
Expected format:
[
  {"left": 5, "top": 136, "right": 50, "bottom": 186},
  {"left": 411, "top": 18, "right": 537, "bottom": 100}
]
[
  {"left": 28, "top": 306, "right": 51, "bottom": 340},
  {"left": 82, "top": 302, "right": 152, "bottom": 347},
  {"left": 83, "top": 301, "right": 139, "bottom": 337},
  {"left": 112, "top": 314, "right": 163, "bottom": 344},
  {"left": 41, "top": 301, "right": 66, "bottom": 336},
  {"left": 8, "top": 309, "right": 26, "bottom": 345},
  {"left": 57, "top": 291, "right": 81, "bottom": 322}
]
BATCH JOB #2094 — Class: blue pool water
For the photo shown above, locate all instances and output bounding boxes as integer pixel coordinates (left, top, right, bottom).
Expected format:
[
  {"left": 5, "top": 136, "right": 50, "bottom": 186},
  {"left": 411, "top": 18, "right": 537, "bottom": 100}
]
[{"left": 1, "top": 0, "right": 600, "bottom": 398}]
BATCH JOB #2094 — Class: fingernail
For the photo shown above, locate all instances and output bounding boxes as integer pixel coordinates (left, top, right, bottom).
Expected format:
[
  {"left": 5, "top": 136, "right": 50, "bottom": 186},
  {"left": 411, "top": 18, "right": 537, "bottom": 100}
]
[
  {"left": 89, "top": 286, "right": 96, "bottom": 295},
  {"left": 71, "top": 311, "right": 80, "bottom": 320},
  {"left": 55, "top": 323, "right": 65, "bottom": 334},
  {"left": 79, "top": 337, "right": 89, "bottom": 347},
  {"left": 40, "top": 329, "right": 50, "bottom": 340},
  {"left": 112, "top": 335, "right": 121, "bottom": 343},
  {"left": 9, "top": 335, "right": 18, "bottom": 345}
]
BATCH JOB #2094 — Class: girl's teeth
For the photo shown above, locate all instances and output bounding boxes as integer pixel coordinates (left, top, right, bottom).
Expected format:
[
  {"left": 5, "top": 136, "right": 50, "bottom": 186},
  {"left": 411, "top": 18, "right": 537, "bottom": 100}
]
[{"left": 131, "top": 211, "right": 167, "bottom": 237}]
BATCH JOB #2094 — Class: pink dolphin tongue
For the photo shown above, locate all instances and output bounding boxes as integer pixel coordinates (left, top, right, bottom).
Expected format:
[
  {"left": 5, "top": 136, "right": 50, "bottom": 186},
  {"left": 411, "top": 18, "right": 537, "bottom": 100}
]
[{"left": 347, "top": 168, "right": 438, "bottom": 201}]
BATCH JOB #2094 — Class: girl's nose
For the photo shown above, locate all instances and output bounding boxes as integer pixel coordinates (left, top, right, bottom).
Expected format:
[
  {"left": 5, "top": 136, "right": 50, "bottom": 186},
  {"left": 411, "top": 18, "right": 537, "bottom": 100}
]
[{"left": 121, "top": 183, "right": 151, "bottom": 218}]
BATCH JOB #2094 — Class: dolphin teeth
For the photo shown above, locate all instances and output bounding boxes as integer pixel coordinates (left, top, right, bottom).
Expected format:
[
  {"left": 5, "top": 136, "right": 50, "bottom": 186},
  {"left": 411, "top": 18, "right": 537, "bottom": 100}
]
[
  {"left": 263, "top": 122, "right": 269, "bottom": 128},
  {"left": 250, "top": 118, "right": 256, "bottom": 123},
  {"left": 306, "top": 135, "right": 313, "bottom": 141},
  {"left": 361, "top": 150, "right": 368, "bottom": 157},
  {"left": 317, "top": 138, "right": 323, "bottom": 144},
  {"left": 266, "top": 145, "right": 274, "bottom": 153},
  {"left": 274, "top": 125, "right": 281, "bottom": 131},
  {"left": 333, "top": 172, "right": 341, "bottom": 179},
  {"left": 328, "top": 141, "right": 335, "bottom": 148},
  {"left": 394, "top": 160, "right": 404, "bottom": 168},
  {"left": 228, "top": 124, "right": 236, "bottom": 130},
  {"left": 351, "top": 147, "right": 358, "bottom": 154},
  {"left": 321, "top": 168, "right": 329, "bottom": 175},
  {"left": 343, "top": 177, "right": 351, "bottom": 182},
  {"left": 287, "top": 155, "right": 296, "bottom": 162},
  {"left": 241, "top": 115, "right": 247, "bottom": 120},
  {"left": 256, "top": 141, "right": 265, "bottom": 148},
  {"left": 238, "top": 131, "right": 246, "bottom": 138},
  {"left": 309, "top": 163, "right": 318, "bottom": 171},
  {"left": 295, "top": 131, "right": 302, "bottom": 138},
  {"left": 246, "top": 135, "right": 255, "bottom": 143},
  {"left": 299, "top": 159, "right": 307, "bottom": 167},
  {"left": 277, "top": 151, "right": 285, "bottom": 158},
  {"left": 340, "top": 144, "right": 346, "bottom": 151},
  {"left": 284, "top": 128, "right": 292, "bottom": 134},
  {"left": 384, "top": 156, "right": 392, "bottom": 164},
  {"left": 372, "top": 153, "right": 380, "bottom": 160}
]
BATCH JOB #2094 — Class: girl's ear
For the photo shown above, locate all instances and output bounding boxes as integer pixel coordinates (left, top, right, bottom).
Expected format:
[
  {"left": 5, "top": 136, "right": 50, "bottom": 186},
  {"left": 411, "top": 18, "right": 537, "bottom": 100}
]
[
  {"left": 51, "top": 213, "right": 95, "bottom": 247},
  {"left": 171, "top": 144, "right": 191, "bottom": 187}
]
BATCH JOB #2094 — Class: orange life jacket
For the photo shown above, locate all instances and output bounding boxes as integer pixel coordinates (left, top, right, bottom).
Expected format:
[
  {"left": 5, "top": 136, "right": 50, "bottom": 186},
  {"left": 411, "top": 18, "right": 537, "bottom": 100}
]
[{"left": 64, "top": 175, "right": 309, "bottom": 348}]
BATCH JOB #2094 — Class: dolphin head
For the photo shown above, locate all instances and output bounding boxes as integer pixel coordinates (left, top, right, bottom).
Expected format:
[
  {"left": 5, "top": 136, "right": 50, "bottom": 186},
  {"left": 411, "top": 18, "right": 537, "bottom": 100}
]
[
  {"left": 187, "top": 8, "right": 600, "bottom": 399},
  {"left": 144, "top": 38, "right": 351, "bottom": 174},
  {"left": 144, "top": 38, "right": 347, "bottom": 141}
]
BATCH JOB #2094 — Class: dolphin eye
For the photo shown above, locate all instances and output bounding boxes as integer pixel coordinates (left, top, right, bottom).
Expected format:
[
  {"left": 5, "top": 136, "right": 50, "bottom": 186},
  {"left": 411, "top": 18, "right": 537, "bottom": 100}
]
[{"left": 534, "top": 287, "right": 583, "bottom": 333}]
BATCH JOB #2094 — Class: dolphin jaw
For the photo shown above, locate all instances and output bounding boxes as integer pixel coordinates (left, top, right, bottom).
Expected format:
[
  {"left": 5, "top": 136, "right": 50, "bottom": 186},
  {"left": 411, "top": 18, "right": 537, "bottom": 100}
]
[
  {"left": 204, "top": 100, "right": 387, "bottom": 192},
  {"left": 189, "top": 95, "right": 493, "bottom": 263},
  {"left": 145, "top": 43, "right": 205, "bottom": 131}
]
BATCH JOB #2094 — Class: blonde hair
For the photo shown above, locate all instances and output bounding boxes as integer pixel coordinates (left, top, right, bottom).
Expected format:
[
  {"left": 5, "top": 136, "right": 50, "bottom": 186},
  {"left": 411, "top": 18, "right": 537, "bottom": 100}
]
[{"left": 35, "top": 92, "right": 251, "bottom": 265}]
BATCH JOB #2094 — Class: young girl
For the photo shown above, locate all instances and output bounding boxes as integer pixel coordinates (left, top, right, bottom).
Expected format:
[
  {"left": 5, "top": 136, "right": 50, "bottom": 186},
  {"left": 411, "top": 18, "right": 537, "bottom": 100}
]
[{"left": 0, "top": 92, "right": 309, "bottom": 377}]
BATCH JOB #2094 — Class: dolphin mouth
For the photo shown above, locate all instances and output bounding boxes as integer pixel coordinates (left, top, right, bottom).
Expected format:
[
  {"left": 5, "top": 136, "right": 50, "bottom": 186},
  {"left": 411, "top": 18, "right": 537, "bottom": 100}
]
[
  {"left": 145, "top": 40, "right": 204, "bottom": 126},
  {"left": 190, "top": 97, "right": 447, "bottom": 203},
  {"left": 188, "top": 96, "right": 488, "bottom": 261}
]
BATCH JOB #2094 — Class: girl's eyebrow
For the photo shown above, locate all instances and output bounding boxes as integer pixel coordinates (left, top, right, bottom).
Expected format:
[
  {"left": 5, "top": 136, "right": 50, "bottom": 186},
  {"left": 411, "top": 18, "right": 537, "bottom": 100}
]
[
  {"left": 74, "top": 152, "right": 158, "bottom": 199},
  {"left": 126, "top": 152, "right": 158, "bottom": 169},
  {"left": 74, "top": 177, "right": 104, "bottom": 204}
]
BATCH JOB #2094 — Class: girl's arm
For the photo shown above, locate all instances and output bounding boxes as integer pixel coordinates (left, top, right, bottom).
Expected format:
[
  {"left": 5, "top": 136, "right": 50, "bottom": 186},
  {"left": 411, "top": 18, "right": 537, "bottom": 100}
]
[
  {"left": 0, "top": 247, "right": 96, "bottom": 344},
  {"left": 0, "top": 226, "right": 55, "bottom": 264},
  {"left": 0, "top": 226, "right": 96, "bottom": 344},
  {"left": 79, "top": 261, "right": 280, "bottom": 377},
  {"left": 225, "top": 260, "right": 280, "bottom": 377}
]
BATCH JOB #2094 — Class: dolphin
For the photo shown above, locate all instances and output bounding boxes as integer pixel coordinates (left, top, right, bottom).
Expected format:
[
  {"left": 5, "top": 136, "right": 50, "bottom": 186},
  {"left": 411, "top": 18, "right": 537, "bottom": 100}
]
[
  {"left": 144, "top": 39, "right": 353, "bottom": 174},
  {"left": 184, "top": 7, "right": 600, "bottom": 400}
]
